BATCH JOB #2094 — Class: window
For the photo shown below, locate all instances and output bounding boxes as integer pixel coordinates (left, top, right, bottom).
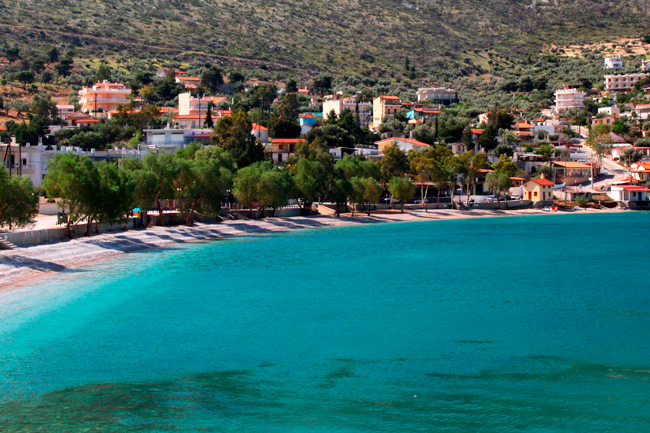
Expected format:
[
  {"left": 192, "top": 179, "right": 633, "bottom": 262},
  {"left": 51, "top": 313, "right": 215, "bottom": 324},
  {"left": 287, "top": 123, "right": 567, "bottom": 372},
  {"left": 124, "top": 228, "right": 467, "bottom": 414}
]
[
  {"left": 534, "top": 191, "right": 538, "bottom": 197},
  {"left": 279, "top": 144, "right": 284, "bottom": 150}
]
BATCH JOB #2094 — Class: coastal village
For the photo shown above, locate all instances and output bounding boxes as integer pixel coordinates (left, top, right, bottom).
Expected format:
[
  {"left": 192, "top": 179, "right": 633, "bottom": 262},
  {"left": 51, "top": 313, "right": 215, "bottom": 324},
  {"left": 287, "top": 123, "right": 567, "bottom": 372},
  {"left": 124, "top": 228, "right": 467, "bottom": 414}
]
[{"left": 2, "top": 51, "right": 650, "bottom": 249}]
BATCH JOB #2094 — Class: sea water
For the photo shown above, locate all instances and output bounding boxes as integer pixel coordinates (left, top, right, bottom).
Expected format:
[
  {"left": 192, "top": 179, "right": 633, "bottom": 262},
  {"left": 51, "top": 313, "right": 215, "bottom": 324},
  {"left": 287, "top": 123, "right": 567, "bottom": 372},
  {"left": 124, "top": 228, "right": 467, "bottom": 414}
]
[{"left": 0, "top": 213, "right": 649, "bottom": 432}]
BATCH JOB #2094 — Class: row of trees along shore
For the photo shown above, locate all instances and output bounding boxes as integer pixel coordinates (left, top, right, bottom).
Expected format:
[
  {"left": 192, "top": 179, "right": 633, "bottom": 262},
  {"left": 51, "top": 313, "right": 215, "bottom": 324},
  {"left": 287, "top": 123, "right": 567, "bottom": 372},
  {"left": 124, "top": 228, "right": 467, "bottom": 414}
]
[{"left": 1, "top": 111, "right": 524, "bottom": 235}]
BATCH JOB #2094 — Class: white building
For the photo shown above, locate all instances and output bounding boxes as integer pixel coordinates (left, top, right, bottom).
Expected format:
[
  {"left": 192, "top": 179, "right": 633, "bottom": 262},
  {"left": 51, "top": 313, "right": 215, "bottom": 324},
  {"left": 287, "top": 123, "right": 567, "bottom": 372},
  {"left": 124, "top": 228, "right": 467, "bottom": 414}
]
[
  {"left": 322, "top": 96, "right": 372, "bottom": 127},
  {"left": 604, "top": 57, "right": 623, "bottom": 70},
  {"left": 178, "top": 92, "right": 228, "bottom": 116},
  {"left": 605, "top": 74, "right": 648, "bottom": 92},
  {"left": 555, "top": 86, "right": 585, "bottom": 111},
  {"left": 416, "top": 87, "right": 458, "bottom": 105},
  {"left": 0, "top": 141, "right": 143, "bottom": 187}
]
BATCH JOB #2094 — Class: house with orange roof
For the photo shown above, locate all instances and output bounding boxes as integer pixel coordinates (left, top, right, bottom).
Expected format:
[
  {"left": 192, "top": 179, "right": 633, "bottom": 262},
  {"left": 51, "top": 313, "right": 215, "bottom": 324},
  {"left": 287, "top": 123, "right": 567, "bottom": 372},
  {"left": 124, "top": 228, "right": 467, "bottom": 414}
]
[
  {"left": 64, "top": 111, "right": 100, "bottom": 127},
  {"left": 374, "top": 137, "right": 429, "bottom": 154},
  {"left": 251, "top": 123, "right": 269, "bottom": 144},
  {"left": 522, "top": 177, "right": 555, "bottom": 204},
  {"left": 271, "top": 138, "right": 304, "bottom": 163},
  {"left": 513, "top": 121, "right": 535, "bottom": 142},
  {"left": 551, "top": 161, "right": 597, "bottom": 185},
  {"left": 372, "top": 96, "right": 402, "bottom": 128},
  {"left": 630, "top": 161, "right": 650, "bottom": 181},
  {"left": 175, "top": 76, "right": 201, "bottom": 86},
  {"left": 78, "top": 81, "right": 131, "bottom": 115}
]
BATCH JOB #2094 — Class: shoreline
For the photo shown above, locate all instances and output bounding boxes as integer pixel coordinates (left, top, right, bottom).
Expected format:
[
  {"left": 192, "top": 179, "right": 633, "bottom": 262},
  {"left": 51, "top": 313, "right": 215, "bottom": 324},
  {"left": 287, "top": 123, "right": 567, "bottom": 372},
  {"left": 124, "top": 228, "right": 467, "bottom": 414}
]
[{"left": 0, "top": 207, "right": 629, "bottom": 292}]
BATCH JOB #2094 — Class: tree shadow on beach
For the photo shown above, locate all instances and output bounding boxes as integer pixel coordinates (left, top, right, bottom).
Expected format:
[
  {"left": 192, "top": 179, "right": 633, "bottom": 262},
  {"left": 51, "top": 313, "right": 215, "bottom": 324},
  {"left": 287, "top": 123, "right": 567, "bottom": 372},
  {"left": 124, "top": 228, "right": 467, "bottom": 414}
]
[{"left": 0, "top": 256, "right": 86, "bottom": 274}]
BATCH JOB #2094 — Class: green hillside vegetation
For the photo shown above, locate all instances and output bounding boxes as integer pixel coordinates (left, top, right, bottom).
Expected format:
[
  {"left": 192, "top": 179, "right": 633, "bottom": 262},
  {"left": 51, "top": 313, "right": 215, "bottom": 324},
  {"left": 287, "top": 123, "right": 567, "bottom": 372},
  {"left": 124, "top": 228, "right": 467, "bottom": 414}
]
[{"left": 1, "top": 0, "right": 650, "bottom": 80}]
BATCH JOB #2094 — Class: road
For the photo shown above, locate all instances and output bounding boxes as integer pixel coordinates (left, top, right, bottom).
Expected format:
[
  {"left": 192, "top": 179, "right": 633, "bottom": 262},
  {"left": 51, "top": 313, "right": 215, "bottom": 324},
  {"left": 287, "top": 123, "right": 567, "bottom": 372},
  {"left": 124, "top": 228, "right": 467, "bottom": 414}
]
[{"left": 574, "top": 139, "right": 627, "bottom": 189}]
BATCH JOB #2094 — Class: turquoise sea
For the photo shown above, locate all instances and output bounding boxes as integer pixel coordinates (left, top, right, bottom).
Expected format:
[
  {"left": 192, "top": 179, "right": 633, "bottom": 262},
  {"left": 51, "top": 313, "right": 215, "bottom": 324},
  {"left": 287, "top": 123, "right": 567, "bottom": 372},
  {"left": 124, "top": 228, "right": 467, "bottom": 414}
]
[{"left": 0, "top": 213, "right": 649, "bottom": 432}]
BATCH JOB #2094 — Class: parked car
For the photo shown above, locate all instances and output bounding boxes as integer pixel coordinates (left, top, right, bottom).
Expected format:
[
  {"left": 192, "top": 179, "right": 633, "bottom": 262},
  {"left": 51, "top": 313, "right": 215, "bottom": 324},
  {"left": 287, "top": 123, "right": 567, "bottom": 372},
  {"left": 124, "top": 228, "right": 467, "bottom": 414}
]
[
  {"left": 413, "top": 198, "right": 428, "bottom": 204},
  {"left": 510, "top": 195, "right": 521, "bottom": 200}
]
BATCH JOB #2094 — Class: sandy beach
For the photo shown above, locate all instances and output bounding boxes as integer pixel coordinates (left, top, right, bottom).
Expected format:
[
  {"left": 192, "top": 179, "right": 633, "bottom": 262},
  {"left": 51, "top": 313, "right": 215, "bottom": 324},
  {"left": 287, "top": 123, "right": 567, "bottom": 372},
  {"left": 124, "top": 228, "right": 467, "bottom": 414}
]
[{"left": 0, "top": 207, "right": 626, "bottom": 291}]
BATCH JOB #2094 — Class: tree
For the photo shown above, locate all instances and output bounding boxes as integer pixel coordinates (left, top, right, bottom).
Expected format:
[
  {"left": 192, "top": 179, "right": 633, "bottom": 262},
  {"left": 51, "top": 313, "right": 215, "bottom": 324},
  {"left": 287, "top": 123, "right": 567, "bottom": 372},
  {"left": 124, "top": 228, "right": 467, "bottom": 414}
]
[
  {"left": 495, "top": 144, "right": 514, "bottom": 157},
  {"left": 458, "top": 151, "right": 489, "bottom": 204},
  {"left": 213, "top": 110, "right": 264, "bottom": 168},
  {"left": 42, "top": 154, "right": 98, "bottom": 238},
  {"left": 55, "top": 59, "right": 74, "bottom": 78},
  {"left": 536, "top": 164, "right": 553, "bottom": 179},
  {"left": 620, "top": 147, "right": 644, "bottom": 166},
  {"left": 233, "top": 164, "right": 262, "bottom": 218},
  {"left": 0, "top": 168, "right": 39, "bottom": 230},
  {"left": 96, "top": 63, "right": 112, "bottom": 82},
  {"left": 492, "top": 155, "right": 518, "bottom": 177},
  {"left": 31, "top": 59, "right": 46, "bottom": 75},
  {"left": 142, "top": 151, "right": 179, "bottom": 225},
  {"left": 485, "top": 171, "right": 510, "bottom": 208},
  {"left": 228, "top": 71, "right": 245, "bottom": 83},
  {"left": 30, "top": 94, "right": 58, "bottom": 122},
  {"left": 5, "top": 47, "right": 20, "bottom": 63},
  {"left": 313, "top": 75, "right": 332, "bottom": 96},
  {"left": 380, "top": 144, "right": 409, "bottom": 185},
  {"left": 201, "top": 66, "right": 224, "bottom": 93},
  {"left": 94, "top": 162, "right": 134, "bottom": 232},
  {"left": 175, "top": 147, "right": 234, "bottom": 225},
  {"left": 328, "top": 169, "right": 352, "bottom": 217},
  {"left": 294, "top": 158, "right": 327, "bottom": 209},
  {"left": 351, "top": 177, "right": 381, "bottom": 216},
  {"left": 286, "top": 79, "right": 298, "bottom": 93},
  {"left": 534, "top": 143, "right": 553, "bottom": 160},
  {"left": 47, "top": 47, "right": 60, "bottom": 63},
  {"left": 259, "top": 166, "right": 295, "bottom": 217},
  {"left": 16, "top": 71, "right": 35, "bottom": 88},
  {"left": 388, "top": 177, "right": 416, "bottom": 212},
  {"left": 204, "top": 102, "right": 214, "bottom": 128}
]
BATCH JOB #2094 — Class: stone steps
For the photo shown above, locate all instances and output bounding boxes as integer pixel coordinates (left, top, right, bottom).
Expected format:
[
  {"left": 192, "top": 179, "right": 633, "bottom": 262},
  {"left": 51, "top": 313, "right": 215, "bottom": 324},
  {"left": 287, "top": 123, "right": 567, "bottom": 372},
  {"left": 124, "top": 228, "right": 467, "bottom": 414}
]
[{"left": 0, "top": 238, "right": 16, "bottom": 250}]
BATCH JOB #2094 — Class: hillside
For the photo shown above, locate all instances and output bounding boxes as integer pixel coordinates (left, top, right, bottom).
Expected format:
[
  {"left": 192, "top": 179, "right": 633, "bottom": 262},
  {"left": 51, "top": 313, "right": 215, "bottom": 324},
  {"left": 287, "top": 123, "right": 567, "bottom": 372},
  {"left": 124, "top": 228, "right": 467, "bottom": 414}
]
[{"left": 1, "top": 0, "right": 650, "bottom": 78}]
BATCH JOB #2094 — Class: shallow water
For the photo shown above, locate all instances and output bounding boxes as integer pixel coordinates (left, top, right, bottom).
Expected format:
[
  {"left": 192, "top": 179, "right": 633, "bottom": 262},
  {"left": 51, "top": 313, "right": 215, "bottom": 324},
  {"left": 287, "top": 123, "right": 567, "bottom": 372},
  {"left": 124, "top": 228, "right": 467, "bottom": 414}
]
[{"left": 0, "top": 213, "right": 649, "bottom": 432}]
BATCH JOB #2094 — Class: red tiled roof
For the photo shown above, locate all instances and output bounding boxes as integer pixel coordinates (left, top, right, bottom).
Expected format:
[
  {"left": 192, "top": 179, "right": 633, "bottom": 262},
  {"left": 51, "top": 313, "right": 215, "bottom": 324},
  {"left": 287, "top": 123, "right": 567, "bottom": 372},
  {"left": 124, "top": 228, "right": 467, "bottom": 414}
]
[
  {"left": 374, "top": 137, "right": 430, "bottom": 147},
  {"left": 616, "top": 185, "right": 650, "bottom": 191},
  {"left": 515, "top": 122, "right": 534, "bottom": 129},
  {"left": 212, "top": 96, "right": 227, "bottom": 105},
  {"left": 67, "top": 111, "right": 92, "bottom": 119},
  {"left": 552, "top": 161, "right": 592, "bottom": 168},
  {"left": 179, "top": 76, "right": 200, "bottom": 81},
  {"left": 526, "top": 178, "right": 555, "bottom": 186},
  {"left": 300, "top": 113, "right": 315, "bottom": 118},
  {"left": 75, "top": 118, "right": 100, "bottom": 124},
  {"left": 471, "top": 129, "right": 484, "bottom": 134},
  {"left": 272, "top": 138, "right": 304, "bottom": 143},
  {"left": 251, "top": 123, "right": 268, "bottom": 131},
  {"left": 173, "top": 114, "right": 201, "bottom": 119}
]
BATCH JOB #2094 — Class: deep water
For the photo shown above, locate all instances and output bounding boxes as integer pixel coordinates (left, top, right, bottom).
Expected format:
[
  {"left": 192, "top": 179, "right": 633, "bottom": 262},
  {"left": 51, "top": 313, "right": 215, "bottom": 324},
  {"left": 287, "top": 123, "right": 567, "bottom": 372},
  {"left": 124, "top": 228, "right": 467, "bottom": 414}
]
[{"left": 1, "top": 213, "right": 649, "bottom": 432}]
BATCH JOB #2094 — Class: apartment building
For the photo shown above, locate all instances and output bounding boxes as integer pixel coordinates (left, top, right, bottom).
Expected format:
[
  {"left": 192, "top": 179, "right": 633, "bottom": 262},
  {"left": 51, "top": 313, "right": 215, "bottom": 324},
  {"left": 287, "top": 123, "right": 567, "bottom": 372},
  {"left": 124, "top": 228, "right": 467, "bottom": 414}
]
[
  {"left": 78, "top": 81, "right": 131, "bottom": 114},
  {"left": 322, "top": 96, "right": 372, "bottom": 127},
  {"left": 416, "top": 87, "right": 458, "bottom": 105},
  {"left": 604, "top": 74, "right": 648, "bottom": 91},
  {"left": 554, "top": 85, "right": 585, "bottom": 111},
  {"left": 372, "top": 95, "right": 401, "bottom": 128},
  {"left": 604, "top": 57, "right": 623, "bottom": 70},
  {"left": 177, "top": 92, "right": 228, "bottom": 116}
]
